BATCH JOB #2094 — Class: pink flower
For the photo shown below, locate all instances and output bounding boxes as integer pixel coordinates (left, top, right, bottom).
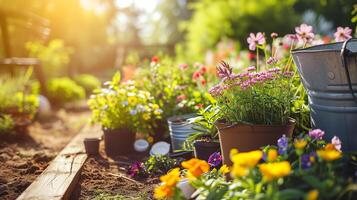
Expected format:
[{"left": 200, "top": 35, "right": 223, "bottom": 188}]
[
  {"left": 208, "top": 85, "right": 223, "bottom": 96},
  {"left": 200, "top": 65, "right": 207, "bottom": 74},
  {"left": 179, "top": 63, "right": 189, "bottom": 70},
  {"left": 247, "top": 32, "right": 266, "bottom": 51},
  {"left": 331, "top": 136, "right": 342, "bottom": 151},
  {"left": 247, "top": 66, "right": 256, "bottom": 72},
  {"left": 295, "top": 24, "right": 314, "bottom": 42},
  {"left": 271, "top": 32, "right": 278, "bottom": 39},
  {"left": 334, "top": 27, "right": 352, "bottom": 42},
  {"left": 308, "top": 129, "right": 325, "bottom": 140},
  {"left": 192, "top": 71, "right": 201, "bottom": 80},
  {"left": 201, "top": 78, "right": 206, "bottom": 86},
  {"left": 176, "top": 94, "right": 187, "bottom": 102},
  {"left": 266, "top": 57, "right": 278, "bottom": 65}
]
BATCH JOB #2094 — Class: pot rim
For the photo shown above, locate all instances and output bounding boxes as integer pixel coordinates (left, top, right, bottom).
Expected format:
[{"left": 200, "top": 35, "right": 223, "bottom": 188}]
[
  {"left": 193, "top": 140, "right": 220, "bottom": 147},
  {"left": 84, "top": 137, "right": 101, "bottom": 142},
  {"left": 102, "top": 126, "right": 133, "bottom": 133},
  {"left": 215, "top": 118, "right": 296, "bottom": 131},
  {"left": 167, "top": 113, "right": 197, "bottom": 124}
]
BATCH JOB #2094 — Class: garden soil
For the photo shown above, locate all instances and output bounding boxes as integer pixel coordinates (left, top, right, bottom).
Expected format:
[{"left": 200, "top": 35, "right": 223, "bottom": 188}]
[
  {"left": 0, "top": 109, "right": 90, "bottom": 200},
  {"left": 72, "top": 144, "right": 159, "bottom": 200}
]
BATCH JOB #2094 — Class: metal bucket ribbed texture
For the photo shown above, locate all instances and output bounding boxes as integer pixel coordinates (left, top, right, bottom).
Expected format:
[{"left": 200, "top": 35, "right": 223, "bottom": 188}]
[
  {"left": 292, "top": 39, "right": 357, "bottom": 152},
  {"left": 167, "top": 114, "right": 196, "bottom": 151}
]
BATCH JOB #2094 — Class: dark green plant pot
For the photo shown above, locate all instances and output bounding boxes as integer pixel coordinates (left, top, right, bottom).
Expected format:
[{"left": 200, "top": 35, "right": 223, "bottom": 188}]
[
  {"left": 193, "top": 141, "right": 220, "bottom": 161},
  {"left": 84, "top": 138, "right": 100, "bottom": 155},
  {"left": 103, "top": 127, "right": 135, "bottom": 156}
]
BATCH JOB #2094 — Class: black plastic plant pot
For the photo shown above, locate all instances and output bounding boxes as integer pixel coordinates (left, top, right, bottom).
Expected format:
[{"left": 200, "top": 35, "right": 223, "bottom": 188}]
[
  {"left": 193, "top": 141, "right": 220, "bottom": 161},
  {"left": 103, "top": 127, "right": 136, "bottom": 156},
  {"left": 84, "top": 138, "right": 100, "bottom": 155}
]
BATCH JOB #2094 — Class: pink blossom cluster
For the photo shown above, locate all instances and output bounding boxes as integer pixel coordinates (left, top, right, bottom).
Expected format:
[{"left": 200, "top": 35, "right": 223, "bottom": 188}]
[{"left": 209, "top": 66, "right": 289, "bottom": 96}]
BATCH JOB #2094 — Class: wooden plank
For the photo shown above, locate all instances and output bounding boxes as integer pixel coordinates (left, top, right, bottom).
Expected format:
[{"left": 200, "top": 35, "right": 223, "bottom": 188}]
[{"left": 17, "top": 124, "right": 102, "bottom": 200}]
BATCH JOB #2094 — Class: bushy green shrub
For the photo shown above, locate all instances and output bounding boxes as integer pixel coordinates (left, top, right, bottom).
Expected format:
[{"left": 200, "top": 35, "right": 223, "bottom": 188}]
[
  {"left": 47, "top": 77, "right": 85, "bottom": 105},
  {"left": 74, "top": 74, "right": 101, "bottom": 95},
  {"left": 0, "top": 114, "right": 15, "bottom": 135},
  {"left": 0, "top": 69, "right": 39, "bottom": 118}
]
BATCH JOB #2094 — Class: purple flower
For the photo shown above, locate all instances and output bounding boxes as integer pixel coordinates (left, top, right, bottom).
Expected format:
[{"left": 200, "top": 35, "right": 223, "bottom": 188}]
[
  {"left": 247, "top": 32, "right": 266, "bottom": 51},
  {"left": 308, "top": 129, "right": 325, "bottom": 140},
  {"left": 283, "top": 71, "right": 294, "bottom": 77},
  {"left": 295, "top": 24, "right": 314, "bottom": 42},
  {"left": 277, "top": 134, "right": 288, "bottom": 154},
  {"left": 208, "top": 152, "right": 222, "bottom": 167},
  {"left": 216, "top": 61, "right": 233, "bottom": 79},
  {"left": 334, "top": 27, "right": 352, "bottom": 42},
  {"left": 208, "top": 85, "right": 223, "bottom": 96},
  {"left": 331, "top": 136, "right": 342, "bottom": 151},
  {"left": 266, "top": 57, "right": 278, "bottom": 65},
  {"left": 301, "top": 152, "right": 317, "bottom": 169},
  {"left": 128, "top": 162, "right": 144, "bottom": 177}
]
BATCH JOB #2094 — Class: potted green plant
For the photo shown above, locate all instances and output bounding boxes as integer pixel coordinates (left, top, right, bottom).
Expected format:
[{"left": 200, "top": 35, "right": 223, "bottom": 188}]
[
  {"left": 210, "top": 60, "right": 295, "bottom": 165},
  {"left": 183, "top": 105, "right": 221, "bottom": 162},
  {"left": 88, "top": 72, "right": 163, "bottom": 155}
]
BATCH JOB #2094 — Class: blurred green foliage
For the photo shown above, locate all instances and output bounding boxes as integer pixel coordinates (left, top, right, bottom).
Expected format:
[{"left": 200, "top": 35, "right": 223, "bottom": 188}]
[
  {"left": 47, "top": 77, "right": 85, "bottom": 105},
  {"left": 178, "top": 0, "right": 300, "bottom": 61},
  {"left": 74, "top": 74, "right": 101, "bottom": 96},
  {"left": 26, "top": 39, "right": 73, "bottom": 77},
  {"left": 0, "top": 114, "right": 15, "bottom": 135}
]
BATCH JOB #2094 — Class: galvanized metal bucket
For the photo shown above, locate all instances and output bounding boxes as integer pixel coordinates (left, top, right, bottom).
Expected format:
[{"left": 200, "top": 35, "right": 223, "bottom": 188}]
[
  {"left": 292, "top": 38, "right": 357, "bottom": 152},
  {"left": 167, "top": 114, "right": 197, "bottom": 151}
]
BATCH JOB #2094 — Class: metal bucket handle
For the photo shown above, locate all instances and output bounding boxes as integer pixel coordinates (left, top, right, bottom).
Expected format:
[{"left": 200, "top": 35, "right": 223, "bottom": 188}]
[{"left": 340, "top": 38, "right": 357, "bottom": 103}]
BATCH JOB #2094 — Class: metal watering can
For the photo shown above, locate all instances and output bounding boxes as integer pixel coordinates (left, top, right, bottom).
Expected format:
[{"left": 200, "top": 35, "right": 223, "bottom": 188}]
[{"left": 292, "top": 38, "right": 357, "bottom": 152}]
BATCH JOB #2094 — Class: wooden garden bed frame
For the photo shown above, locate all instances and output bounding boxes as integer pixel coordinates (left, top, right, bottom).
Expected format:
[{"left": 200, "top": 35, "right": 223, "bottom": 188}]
[{"left": 17, "top": 124, "right": 101, "bottom": 200}]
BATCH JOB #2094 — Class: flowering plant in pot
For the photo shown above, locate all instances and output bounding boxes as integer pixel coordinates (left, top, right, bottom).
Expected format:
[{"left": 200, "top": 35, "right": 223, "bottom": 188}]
[
  {"left": 210, "top": 59, "right": 295, "bottom": 165},
  {"left": 182, "top": 105, "right": 222, "bottom": 163},
  {"left": 136, "top": 57, "right": 215, "bottom": 147},
  {"left": 88, "top": 72, "right": 163, "bottom": 155}
]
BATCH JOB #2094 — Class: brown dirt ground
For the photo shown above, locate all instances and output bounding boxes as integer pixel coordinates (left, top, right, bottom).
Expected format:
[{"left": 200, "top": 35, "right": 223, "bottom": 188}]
[
  {"left": 72, "top": 143, "right": 159, "bottom": 200},
  {"left": 0, "top": 109, "right": 91, "bottom": 200}
]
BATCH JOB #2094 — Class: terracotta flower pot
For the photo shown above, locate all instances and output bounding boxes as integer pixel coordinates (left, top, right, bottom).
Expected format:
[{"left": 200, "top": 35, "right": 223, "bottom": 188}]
[
  {"left": 103, "top": 127, "right": 136, "bottom": 156},
  {"left": 216, "top": 119, "right": 295, "bottom": 166},
  {"left": 193, "top": 141, "right": 220, "bottom": 162}
]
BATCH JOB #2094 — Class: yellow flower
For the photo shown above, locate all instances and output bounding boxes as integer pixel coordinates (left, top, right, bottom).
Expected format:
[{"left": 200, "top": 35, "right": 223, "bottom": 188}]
[
  {"left": 267, "top": 149, "right": 278, "bottom": 162},
  {"left": 147, "top": 136, "right": 154, "bottom": 144},
  {"left": 219, "top": 164, "right": 230, "bottom": 175},
  {"left": 306, "top": 189, "right": 319, "bottom": 200},
  {"left": 294, "top": 139, "right": 307, "bottom": 149},
  {"left": 317, "top": 148, "right": 341, "bottom": 161},
  {"left": 142, "top": 113, "right": 151, "bottom": 121},
  {"left": 231, "top": 150, "right": 263, "bottom": 168},
  {"left": 160, "top": 168, "right": 180, "bottom": 187},
  {"left": 259, "top": 161, "right": 291, "bottom": 181},
  {"left": 181, "top": 158, "right": 210, "bottom": 179},
  {"left": 127, "top": 96, "right": 138, "bottom": 105},
  {"left": 152, "top": 104, "right": 159, "bottom": 109},
  {"left": 231, "top": 164, "right": 249, "bottom": 178},
  {"left": 230, "top": 148, "right": 239, "bottom": 159},
  {"left": 154, "top": 184, "right": 173, "bottom": 199}
]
